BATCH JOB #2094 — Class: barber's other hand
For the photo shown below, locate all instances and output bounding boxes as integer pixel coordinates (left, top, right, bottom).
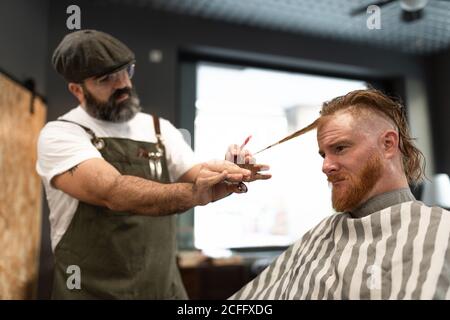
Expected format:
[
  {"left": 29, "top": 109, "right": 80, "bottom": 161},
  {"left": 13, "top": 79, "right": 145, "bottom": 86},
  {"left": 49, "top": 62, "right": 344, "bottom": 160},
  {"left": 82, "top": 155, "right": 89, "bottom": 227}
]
[
  {"left": 192, "top": 161, "right": 250, "bottom": 206},
  {"left": 225, "top": 144, "right": 272, "bottom": 182}
]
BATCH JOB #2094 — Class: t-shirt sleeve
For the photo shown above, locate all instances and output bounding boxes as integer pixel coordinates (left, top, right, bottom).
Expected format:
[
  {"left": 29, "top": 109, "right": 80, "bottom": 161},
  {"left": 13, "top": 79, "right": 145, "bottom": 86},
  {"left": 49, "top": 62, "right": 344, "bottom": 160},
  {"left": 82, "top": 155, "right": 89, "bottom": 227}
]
[
  {"left": 160, "top": 119, "right": 197, "bottom": 182},
  {"left": 36, "top": 121, "right": 102, "bottom": 186}
]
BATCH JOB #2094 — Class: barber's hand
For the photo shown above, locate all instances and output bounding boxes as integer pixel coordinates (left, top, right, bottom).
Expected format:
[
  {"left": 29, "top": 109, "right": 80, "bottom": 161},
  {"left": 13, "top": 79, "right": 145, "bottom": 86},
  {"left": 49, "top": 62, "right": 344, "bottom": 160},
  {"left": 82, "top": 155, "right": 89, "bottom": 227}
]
[
  {"left": 192, "top": 161, "right": 251, "bottom": 206},
  {"left": 225, "top": 144, "right": 272, "bottom": 182}
]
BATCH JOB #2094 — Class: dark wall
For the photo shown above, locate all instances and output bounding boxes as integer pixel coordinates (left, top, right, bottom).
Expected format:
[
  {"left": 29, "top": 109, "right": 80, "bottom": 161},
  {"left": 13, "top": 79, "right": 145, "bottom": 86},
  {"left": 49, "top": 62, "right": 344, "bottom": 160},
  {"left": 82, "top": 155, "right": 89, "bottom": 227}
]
[
  {"left": 47, "top": 0, "right": 180, "bottom": 122},
  {"left": 0, "top": 0, "right": 49, "bottom": 94}
]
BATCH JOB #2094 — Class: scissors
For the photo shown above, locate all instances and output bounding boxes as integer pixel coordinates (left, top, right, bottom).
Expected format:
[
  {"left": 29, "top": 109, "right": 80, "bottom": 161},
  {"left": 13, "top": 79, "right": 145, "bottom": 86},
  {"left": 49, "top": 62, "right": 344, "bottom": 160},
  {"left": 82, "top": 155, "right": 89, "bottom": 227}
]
[{"left": 234, "top": 135, "right": 252, "bottom": 192}]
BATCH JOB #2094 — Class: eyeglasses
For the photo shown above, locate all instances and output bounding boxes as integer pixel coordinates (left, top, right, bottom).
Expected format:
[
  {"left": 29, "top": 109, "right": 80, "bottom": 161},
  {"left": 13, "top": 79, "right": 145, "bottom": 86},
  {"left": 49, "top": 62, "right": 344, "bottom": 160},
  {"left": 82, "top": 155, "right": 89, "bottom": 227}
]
[{"left": 92, "top": 63, "right": 135, "bottom": 87}]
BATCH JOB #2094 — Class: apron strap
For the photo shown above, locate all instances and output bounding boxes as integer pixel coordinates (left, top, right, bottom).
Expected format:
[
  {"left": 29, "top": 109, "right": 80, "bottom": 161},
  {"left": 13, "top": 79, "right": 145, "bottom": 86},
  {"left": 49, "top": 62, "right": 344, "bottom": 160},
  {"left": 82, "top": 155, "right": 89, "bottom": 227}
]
[
  {"left": 57, "top": 119, "right": 97, "bottom": 139},
  {"left": 57, "top": 119, "right": 104, "bottom": 149},
  {"left": 152, "top": 115, "right": 163, "bottom": 147}
]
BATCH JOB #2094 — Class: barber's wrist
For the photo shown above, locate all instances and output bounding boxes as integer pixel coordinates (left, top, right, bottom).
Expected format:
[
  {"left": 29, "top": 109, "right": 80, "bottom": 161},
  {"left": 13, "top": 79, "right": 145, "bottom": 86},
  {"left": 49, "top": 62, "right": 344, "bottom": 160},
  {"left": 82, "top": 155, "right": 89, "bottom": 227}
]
[
  {"left": 172, "top": 182, "right": 197, "bottom": 211},
  {"left": 189, "top": 181, "right": 207, "bottom": 207}
]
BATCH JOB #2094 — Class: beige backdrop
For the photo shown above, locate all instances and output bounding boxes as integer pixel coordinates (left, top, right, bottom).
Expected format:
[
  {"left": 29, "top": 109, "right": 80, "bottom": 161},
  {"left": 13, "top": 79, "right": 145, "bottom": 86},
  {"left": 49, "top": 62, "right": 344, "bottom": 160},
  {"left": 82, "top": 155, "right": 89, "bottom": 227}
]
[{"left": 0, "top": 72, "right": 46, "bottom": 299}]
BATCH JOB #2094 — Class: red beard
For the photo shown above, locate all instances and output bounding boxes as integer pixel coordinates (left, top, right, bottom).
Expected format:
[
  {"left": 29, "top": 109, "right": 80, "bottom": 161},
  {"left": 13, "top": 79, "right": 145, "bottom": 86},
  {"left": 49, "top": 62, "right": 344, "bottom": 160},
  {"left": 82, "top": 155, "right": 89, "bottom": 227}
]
[{"left": 328, "top": 153, "right": 383, "bottom": 212}]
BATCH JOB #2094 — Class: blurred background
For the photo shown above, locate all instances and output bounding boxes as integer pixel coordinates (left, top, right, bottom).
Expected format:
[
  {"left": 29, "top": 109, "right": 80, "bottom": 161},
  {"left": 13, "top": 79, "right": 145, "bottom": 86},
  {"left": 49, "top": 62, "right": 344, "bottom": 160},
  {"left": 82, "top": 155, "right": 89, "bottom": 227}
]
[{"left": 1, "top": 0, "right": 450, "bottom": 299}]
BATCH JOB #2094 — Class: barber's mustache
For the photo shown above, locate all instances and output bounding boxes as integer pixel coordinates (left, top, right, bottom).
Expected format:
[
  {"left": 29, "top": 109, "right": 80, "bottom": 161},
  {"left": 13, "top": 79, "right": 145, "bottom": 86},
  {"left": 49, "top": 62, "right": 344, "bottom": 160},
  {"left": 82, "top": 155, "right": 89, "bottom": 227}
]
[{"left": 110, "top": 87, "right": 132, "bottom": 101}]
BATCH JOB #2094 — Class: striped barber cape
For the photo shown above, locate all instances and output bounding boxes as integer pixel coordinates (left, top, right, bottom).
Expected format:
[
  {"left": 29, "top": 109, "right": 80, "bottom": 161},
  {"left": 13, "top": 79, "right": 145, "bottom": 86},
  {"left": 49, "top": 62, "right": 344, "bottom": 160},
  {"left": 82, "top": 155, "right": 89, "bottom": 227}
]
[{"left": 229, "top": 189, "right": 450, "bottom": 300}]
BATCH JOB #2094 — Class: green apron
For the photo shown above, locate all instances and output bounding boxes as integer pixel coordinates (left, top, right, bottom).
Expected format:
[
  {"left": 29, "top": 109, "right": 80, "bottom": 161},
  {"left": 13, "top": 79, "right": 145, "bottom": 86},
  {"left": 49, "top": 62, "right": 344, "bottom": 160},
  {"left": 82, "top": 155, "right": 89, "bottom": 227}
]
[{"left": 51, "top": 116, "right": 187, "bottom": 299}]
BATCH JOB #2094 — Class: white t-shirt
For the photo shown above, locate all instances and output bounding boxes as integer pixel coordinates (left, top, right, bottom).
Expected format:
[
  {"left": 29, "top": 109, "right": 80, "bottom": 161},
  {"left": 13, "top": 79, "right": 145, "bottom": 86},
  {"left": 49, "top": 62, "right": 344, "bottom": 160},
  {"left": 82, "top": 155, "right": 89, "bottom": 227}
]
[{"left": 36, "top": 106, "right": 196, "bottom": 251}]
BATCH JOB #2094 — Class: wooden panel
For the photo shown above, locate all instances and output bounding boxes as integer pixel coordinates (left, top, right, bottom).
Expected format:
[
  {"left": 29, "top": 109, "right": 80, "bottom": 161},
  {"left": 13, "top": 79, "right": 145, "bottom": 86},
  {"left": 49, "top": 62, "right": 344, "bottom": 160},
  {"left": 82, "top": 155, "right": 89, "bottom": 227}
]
[{"left": 0, "top": 73, "right": 46, "bottom": 299}]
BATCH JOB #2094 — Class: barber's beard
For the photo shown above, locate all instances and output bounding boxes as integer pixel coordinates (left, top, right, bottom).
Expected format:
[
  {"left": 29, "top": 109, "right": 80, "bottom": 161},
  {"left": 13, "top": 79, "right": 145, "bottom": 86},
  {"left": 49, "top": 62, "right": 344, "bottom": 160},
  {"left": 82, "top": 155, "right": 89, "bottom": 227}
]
[
  {"left": 82, "top": 85, "right": 141, "bottom": 122},
  {"left": 328, "top": 153, "right": 383, "bottom": 213}
]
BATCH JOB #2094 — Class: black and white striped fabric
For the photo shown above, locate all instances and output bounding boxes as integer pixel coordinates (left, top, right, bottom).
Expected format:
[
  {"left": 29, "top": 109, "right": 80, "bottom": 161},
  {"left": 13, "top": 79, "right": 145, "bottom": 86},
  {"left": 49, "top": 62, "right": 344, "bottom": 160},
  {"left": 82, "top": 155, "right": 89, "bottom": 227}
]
[{"left": 230, "top": 198, "right": 450, "bottom": 300}]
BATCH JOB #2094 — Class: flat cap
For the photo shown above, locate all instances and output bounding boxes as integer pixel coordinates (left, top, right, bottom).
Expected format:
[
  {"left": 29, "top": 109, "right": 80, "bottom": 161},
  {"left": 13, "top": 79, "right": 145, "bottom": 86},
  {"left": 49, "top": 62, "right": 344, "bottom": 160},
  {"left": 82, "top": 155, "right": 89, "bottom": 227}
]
[{"left": 52, "top": 29, "right": 135, "bottom": 83}]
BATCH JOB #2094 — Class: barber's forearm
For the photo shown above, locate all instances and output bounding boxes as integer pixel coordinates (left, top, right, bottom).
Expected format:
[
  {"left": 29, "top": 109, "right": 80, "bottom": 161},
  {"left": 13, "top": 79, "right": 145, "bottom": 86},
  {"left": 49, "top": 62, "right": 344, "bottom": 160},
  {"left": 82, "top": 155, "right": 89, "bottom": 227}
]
[{"left": 105, "top": 175, "right": 195, "bottom": 216}]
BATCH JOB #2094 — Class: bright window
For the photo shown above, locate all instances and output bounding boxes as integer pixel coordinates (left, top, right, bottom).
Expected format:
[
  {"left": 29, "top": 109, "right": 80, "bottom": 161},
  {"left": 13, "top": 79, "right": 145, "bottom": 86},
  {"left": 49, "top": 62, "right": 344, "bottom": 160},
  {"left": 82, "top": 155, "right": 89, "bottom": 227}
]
[{"left": 194, "top": 62, "right": 367, "bottom": 250}]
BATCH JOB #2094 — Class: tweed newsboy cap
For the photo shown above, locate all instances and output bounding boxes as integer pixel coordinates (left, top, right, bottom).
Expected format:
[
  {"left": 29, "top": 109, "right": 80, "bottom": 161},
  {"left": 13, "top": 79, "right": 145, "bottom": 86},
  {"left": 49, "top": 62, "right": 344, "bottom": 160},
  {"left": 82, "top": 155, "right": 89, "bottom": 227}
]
[{"left": 52, "top": 29, "right": 135, "bottom": 83}]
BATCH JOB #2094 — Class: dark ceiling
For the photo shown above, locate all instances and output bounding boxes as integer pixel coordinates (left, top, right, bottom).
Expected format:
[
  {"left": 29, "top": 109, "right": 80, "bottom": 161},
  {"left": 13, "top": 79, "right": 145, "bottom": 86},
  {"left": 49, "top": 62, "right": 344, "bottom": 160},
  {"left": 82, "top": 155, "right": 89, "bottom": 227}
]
[{"left": 104, "top": 0, "right": 450, "bottom": 55}]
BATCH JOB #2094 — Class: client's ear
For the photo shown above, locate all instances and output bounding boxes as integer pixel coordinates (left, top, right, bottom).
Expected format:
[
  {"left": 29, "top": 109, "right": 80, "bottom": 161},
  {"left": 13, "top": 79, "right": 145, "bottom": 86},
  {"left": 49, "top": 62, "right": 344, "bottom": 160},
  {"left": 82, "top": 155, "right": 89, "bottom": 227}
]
[{"left": 381, "top": 130, "right": 399, "bottom": 159}]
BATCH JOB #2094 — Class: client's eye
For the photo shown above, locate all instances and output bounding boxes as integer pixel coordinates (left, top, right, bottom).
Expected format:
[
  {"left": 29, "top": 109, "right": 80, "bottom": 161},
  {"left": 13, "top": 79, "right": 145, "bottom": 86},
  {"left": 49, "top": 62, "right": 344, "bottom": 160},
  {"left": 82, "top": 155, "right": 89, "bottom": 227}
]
[{"left": 335, "top": 145, "right": 347, "bottom": 153}]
